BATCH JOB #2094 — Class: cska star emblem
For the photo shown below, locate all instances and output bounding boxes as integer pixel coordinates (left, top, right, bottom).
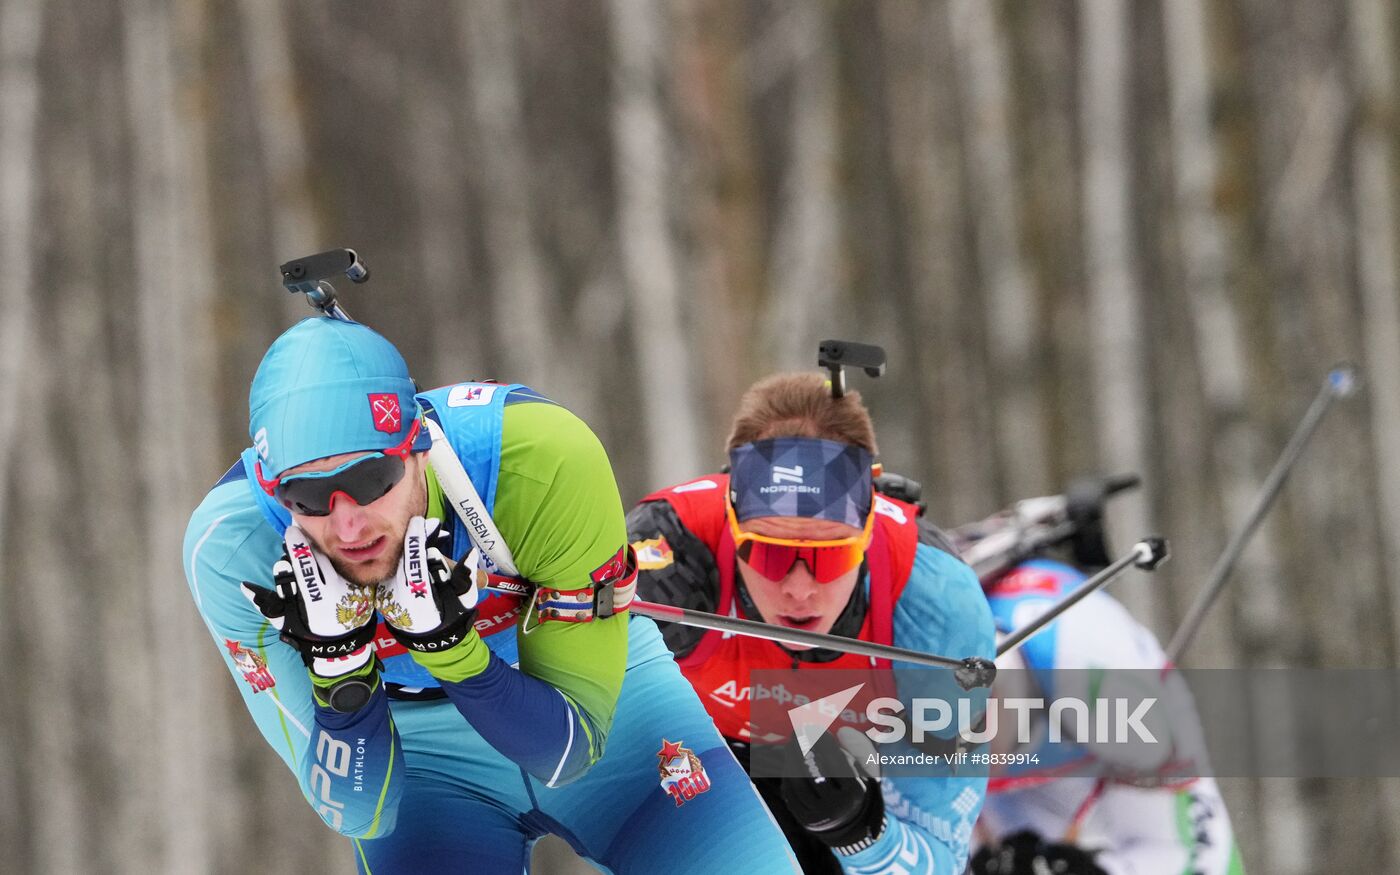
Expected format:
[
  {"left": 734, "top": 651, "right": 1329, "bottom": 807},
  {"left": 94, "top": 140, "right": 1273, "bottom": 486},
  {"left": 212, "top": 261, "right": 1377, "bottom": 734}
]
[
  {"left": 225, "top": 639, "right": 276, "bottom": 693},
  {"left": 657, "top": 739, "right": 711, "bottom": 807}
]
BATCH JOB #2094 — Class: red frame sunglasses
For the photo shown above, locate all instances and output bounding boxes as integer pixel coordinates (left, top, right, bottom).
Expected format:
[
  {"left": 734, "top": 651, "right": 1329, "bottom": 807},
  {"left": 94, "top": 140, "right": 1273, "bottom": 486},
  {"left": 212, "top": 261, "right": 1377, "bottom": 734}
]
[{"left": 256, "top": 418, "right": 422, "bottom": 516}]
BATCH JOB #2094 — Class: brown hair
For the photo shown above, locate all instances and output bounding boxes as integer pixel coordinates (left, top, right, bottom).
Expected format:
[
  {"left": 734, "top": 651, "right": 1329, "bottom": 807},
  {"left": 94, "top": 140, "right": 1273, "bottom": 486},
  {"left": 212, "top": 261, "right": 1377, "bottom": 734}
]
[{"left": 726, "top": 372, "right": 878, "bottom": 454}]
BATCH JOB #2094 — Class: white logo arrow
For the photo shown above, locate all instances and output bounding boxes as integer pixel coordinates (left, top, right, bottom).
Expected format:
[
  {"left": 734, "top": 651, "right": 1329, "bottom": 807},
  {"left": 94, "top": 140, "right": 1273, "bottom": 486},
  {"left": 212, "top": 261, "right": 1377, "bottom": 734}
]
[{"left": 787, "top": 683, "right": 865, "bottom": 756}]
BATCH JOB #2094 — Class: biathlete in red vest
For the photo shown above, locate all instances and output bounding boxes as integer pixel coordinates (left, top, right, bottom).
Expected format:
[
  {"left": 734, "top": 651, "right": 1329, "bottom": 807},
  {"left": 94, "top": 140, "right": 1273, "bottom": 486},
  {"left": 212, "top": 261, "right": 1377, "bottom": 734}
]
[{"left": 627, "top": 372, "right": 996, "bottom": 875}]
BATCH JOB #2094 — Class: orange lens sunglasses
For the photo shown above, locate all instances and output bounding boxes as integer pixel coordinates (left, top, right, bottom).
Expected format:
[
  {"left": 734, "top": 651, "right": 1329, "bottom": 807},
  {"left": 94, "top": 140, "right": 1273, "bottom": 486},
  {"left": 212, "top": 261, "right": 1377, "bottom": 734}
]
[{"left": 726, "top": 497, "right": 874, "bottom": 583}]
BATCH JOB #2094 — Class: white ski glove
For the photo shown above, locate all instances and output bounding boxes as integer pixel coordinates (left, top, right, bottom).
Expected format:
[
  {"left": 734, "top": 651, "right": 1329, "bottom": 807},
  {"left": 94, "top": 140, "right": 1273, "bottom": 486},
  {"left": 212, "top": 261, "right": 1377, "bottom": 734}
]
[
  {"left": 376, "top": 516, "right": 483, "bottom": 653},
  {"left": 241, "top": 525, "right": 378, "bottom": 678}
]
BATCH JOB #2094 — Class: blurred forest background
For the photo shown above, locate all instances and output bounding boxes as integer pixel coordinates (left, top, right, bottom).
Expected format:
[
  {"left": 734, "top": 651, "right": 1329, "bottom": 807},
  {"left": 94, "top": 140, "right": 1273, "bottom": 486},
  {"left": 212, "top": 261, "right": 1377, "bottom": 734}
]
[{"left": 2, "top": 0, "right": 1398, "bottom": 872}]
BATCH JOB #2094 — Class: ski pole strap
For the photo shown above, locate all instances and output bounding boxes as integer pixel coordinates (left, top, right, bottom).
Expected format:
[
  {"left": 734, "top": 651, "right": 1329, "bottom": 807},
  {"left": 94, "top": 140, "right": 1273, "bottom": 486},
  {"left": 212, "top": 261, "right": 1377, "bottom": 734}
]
[{"left": 996, "top": 537, "right": 1169, "bottom": 658}]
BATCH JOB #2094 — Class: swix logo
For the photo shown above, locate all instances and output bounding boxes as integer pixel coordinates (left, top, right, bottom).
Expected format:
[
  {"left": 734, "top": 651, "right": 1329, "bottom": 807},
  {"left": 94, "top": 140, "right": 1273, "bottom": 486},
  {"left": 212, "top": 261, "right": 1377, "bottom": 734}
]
[
  {"left": 405, "top": 537, "right": 427, "bottom": 598},
  {"left": 369, "top": 393, "right": 401, "bottom": 433},
  {"left": 772, "top": 465, "right": 804, "bottom": 485},
  {"left": 253, "top": 427, "right": 270, "bottom": 460},
  {"left": 490, "top": 577, "right": 531, "bottom": 598},
  {"left": 291, "top": 543, "right": 323, "bottom": 602}
]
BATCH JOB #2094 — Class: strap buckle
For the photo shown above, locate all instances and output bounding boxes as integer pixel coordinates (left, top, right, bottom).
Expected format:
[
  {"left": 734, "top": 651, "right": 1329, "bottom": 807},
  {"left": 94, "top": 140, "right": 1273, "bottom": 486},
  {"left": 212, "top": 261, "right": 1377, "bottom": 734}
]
[{"left": 520, "top": 546, "right": 638, "bottom": 631}]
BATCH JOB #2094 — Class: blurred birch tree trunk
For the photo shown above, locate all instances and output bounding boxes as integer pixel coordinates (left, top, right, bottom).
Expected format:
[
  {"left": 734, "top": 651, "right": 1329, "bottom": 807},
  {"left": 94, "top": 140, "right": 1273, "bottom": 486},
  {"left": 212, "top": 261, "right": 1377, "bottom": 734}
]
[
  {"left": 1162, "top": 0, "right": 1273, "bottom": 666},
  {"left": 408, "top": 74, "right": 482, "bottom": 382},
  {"left": 669, "top": 0, "right": 764, "bottom": 454},
  {"left": 880, "top": 0, "right": 990, "bottom": 524},
  {"left": 125, "top": 0, "right": 222, "bottom": 866},
  {"left": 237, "top": 0, "right": 325, "bottom": 326},
  {"left": 1004, "top": 1, "right": 1093, "bottom": 498},
  {"left": 1347, "top": 1, "right": 1400, "bottom": 858},
  {"left": 949, "top": 0, "right": 1048, "bottom": 500},
  {"left": 462, "top": 0, "right": 566, "bottom": 395},
  {"left": 609, "top": 0, "right": 702, "bottom": 485},
  {"left": 1078, "top": 0, "right": 1157, "bottom": 625},
  {"left": 1351, "top": 0, "right": 1400, "bottom": 658},
  {"left": 0, "top": 0, "right": 40, "bottom": 550},
  {"left": 2, "top": 1, "right": 47, "bottom": 864},
  {"left": 764, "top": 1, "right": 841, "bottom": 373}
]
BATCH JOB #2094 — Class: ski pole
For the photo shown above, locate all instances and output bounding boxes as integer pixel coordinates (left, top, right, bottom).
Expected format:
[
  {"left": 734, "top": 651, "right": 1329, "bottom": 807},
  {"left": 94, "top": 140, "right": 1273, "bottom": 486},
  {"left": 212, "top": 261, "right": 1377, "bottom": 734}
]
[
  {"left": 996, "top": 537, "right": 1170, "bottom": 658},
  {"left": 621, "top": 537, "right": 1167, "bottom": 685},
  {"left": 1165, "top": 363, "right": 1358, "bottom": 662},
  {"left": 1064, "top": 366, "right": 1358, "bottom": 842},
  {"left": 626, "top": 598, "right": 998, "bottom": 690}
]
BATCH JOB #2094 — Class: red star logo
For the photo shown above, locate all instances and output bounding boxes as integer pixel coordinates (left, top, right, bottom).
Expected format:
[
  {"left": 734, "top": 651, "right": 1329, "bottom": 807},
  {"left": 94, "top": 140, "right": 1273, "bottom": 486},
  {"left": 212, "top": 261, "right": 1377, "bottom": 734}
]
[{"left": 658, "top": 739, "right": 684, "bottom": 762}]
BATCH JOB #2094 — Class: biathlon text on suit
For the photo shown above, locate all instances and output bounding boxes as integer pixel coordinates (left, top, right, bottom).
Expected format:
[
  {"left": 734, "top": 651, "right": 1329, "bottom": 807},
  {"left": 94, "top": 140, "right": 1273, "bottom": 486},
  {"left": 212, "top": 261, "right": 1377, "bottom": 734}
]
[
  {"left": 627, "top": 372, "right": 996, "bottom": 875},
  {"left": 971, "top": 558, "right": 1244, "bottom": 875},
  {"left": 183, "top": 317, "right": 798, "bottom": 874}
]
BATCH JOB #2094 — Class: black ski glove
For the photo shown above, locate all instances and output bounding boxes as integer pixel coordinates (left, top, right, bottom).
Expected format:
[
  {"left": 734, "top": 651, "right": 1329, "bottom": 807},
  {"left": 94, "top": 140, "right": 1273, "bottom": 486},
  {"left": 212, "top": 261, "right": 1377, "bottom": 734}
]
[
  {"left": 969, "top": 830, "right": 1108, "bottom": 875},
  {"left": 780, "top": 731, "right": 885, "bottom": 855}
]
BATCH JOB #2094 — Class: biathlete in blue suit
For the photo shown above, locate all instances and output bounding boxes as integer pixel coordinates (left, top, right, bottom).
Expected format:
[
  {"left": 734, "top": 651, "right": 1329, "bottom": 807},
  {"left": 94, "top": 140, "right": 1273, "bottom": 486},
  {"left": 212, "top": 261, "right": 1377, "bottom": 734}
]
[
  {"left": 627, "top": 371, "right": 997, "bottom": 874},
  {"left": 183, "top": 317, "right": 798, "bottom": 873}
]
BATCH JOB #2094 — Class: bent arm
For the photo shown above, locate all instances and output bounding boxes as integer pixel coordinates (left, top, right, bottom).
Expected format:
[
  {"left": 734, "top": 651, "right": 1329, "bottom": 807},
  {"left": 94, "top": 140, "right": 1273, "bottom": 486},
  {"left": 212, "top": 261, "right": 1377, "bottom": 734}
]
[
  {"left": 412, "top": 401, "right": 628, "bottom": 785},
  {"left": 183, "top": 490, "right": 402, "bottom": 837}
]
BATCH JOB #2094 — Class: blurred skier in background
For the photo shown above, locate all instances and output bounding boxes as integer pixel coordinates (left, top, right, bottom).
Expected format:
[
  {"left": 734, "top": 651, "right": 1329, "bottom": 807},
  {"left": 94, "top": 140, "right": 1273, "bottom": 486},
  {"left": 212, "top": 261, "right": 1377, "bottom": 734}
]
[{"left": 952, "top": 484, "right": 1246, "bottom": 875}]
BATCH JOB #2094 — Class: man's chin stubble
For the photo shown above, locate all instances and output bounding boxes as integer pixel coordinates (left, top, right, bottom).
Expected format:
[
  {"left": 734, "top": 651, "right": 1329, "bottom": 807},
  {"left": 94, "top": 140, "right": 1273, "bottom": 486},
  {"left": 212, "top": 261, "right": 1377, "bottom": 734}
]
[{"left": 330, "top": 544, "right": 405, "bottom": 587}]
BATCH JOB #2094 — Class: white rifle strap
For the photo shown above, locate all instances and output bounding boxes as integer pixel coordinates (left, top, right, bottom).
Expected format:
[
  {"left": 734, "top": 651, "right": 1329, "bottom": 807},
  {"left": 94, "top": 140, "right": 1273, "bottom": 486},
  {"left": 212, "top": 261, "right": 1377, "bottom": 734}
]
[{"left": 424, "top": 416, "right": 521, "bottom": 578}]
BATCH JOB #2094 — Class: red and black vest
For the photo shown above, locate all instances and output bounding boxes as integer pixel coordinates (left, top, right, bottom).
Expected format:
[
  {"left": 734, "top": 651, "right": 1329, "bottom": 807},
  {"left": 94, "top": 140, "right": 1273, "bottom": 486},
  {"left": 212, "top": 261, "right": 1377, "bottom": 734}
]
[{"left": 640, "top": 474, "right": 923, "bottom": 741}]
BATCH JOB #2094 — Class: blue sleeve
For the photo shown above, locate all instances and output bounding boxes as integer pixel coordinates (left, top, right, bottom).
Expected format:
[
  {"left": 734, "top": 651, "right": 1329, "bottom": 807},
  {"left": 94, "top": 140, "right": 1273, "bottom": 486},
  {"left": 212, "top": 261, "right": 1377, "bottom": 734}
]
[
  {"left": 841, "top": 543, "right": 995, "bottom": 874},
  {"left": 183, "top": 482, "right": 403, "bottom": 838},
  {"left": 432, "top": 650, "right": 596, "bottom": 785}
]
